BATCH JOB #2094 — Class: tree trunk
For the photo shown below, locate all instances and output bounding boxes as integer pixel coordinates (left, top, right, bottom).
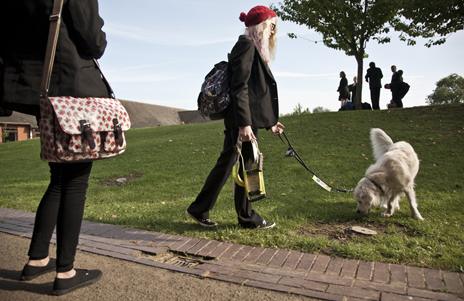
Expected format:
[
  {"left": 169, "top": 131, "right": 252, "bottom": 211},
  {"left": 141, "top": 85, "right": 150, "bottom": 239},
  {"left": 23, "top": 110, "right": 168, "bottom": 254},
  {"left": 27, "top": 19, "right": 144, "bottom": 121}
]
[
  {"left": 354, "top": 1, "right": 368, "bottom": 110},
  {"left": 355, "top": 54, "right": 364, "bottom": 109}
]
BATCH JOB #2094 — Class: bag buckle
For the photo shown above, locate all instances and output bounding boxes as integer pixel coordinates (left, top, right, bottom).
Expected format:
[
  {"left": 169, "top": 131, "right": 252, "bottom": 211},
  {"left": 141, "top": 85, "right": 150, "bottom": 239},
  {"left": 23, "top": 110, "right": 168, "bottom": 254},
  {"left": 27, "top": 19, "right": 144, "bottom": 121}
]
[
  {"left": 113, "top": 118, "right": 124, "bottom": 147},
  {"left": 79, "top": 120, "right": 96, "bottom": 150}
]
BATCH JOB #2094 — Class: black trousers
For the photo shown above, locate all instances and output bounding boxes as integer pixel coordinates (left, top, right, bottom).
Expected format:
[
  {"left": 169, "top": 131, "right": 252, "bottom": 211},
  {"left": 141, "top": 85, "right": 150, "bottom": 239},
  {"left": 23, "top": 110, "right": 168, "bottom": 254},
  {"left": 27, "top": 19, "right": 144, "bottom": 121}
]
[
  {"left": 370, "top": 87, "right": 381, "bottom": 110},
  {"left": 28, "top": 162, "right": 93, "bottom": 272},
  {"left": 391, "top": 89, "right": 403, "bottom": 108},
  {"left": 188, "top": 128, "right": 263, "bottom": 227}
]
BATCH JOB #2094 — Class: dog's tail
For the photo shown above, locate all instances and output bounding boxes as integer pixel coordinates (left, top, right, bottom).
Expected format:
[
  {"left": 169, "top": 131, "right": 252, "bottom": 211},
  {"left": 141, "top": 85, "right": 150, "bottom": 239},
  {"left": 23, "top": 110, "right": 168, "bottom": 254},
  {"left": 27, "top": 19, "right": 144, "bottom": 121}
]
[{"left": 370, "top": 128, "right": 394, "bottom": 160}]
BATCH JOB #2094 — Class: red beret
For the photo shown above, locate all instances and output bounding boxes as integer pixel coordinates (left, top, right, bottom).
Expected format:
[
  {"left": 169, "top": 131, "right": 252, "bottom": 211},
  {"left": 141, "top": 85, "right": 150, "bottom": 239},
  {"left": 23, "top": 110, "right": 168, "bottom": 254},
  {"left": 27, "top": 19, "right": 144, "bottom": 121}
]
[{"left": 239, "top": 5, "right": 277, "bottom": 27}]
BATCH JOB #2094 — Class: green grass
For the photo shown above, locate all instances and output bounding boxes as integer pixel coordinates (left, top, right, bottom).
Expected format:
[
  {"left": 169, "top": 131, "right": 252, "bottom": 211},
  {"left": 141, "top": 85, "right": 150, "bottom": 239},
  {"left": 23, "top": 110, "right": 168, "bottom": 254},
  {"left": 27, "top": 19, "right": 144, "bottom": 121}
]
[{"left": 1, "top": 104, "right": 463, "bottom": 271}]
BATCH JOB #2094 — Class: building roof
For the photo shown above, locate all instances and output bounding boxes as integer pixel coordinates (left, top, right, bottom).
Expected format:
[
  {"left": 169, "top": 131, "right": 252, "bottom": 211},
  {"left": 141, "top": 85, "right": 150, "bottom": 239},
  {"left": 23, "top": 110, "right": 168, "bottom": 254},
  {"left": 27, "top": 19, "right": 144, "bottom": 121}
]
[{"left": 0, "top": 112, "right": 38, "bottom": 127}]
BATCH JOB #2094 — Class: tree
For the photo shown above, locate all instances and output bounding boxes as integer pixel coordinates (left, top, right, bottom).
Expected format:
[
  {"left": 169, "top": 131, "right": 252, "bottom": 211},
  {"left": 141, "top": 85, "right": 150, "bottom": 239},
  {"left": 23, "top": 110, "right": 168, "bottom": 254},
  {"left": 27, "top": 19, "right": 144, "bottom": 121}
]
[
  {"left": 274, "top": 0, "right": 464, "bottom": 108},
  {"left": 426, "top": 74, "right": 464, "bottom": 105},
  {"left": 312, "top": 106, "right": 331, "bottom": 113},
  {"left": 291, "top": 102, "right": 311, "bottom": 116}
]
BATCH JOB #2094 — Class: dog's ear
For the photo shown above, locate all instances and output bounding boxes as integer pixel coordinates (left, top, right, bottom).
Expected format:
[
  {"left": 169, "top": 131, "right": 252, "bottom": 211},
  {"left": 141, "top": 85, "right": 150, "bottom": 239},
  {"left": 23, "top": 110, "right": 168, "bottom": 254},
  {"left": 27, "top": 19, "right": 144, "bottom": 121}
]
[
  {"left": 369, "top": 172, "right": 386, "bottom": 188},
  {"left": 369, "top": 172, "right": 384, "bottom": 180}
]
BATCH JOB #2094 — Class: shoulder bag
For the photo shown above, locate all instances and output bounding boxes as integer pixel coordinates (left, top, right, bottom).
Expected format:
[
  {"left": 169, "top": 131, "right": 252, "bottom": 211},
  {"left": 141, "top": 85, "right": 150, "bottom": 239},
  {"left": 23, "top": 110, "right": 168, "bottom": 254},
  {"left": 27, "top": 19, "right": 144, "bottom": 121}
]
[{"left": 39, "top": 0, "right": 130, "bottom": 162}]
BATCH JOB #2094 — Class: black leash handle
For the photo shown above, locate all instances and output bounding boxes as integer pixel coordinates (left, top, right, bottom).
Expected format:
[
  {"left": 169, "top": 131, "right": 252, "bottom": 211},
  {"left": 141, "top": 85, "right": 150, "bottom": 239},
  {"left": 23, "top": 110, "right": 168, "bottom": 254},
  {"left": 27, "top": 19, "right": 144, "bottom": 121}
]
[{"left": 278, "top": 132, "right": 353, "bottom": 193}]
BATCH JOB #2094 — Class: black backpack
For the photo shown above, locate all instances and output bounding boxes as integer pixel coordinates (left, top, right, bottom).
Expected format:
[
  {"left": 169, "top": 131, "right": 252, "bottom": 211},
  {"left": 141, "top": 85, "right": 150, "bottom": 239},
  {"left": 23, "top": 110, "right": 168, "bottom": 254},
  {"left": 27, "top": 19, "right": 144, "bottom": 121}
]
[
  {"left": 398, "top": 82, "right": 410, "bottom": 99},
  {"left": 197, "top": 61, "right": 231, "bottom": 120}
]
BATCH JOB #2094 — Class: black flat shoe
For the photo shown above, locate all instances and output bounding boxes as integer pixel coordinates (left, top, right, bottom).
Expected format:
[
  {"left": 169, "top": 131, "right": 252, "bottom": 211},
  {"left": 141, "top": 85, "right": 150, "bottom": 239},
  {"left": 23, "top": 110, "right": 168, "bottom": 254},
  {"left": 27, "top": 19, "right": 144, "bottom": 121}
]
[
  {"left": 239, "top": 219, "right": 276, "bottom": 230},
  {"left": 186, "top": 209, "right": 218, "bottom": 227},
  {"left": 20, "top": 258, "right": 56, "bottom": 281},
  {"left": 51, "top": 269, "right": 102, "bottom": 296}
]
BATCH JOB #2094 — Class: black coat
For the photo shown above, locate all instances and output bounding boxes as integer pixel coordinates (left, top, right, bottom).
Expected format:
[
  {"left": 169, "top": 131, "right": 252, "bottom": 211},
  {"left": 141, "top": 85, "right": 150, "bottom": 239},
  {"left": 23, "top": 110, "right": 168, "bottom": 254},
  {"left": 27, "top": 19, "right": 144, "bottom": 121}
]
[
  {"left": 337, "top": 77, "right": 349, "bottom": 100},
  {"left": 365, "top": 67, "right": 383, "bottom": 88},
  {"left": 0, "top": 0, "right": 109, "bottom": 116},
  {"left": 224, "top": 35, "right": 279, "bottom": 129},
  {"left": 390, "top": 71, "right": 403, "bottom": 95}
]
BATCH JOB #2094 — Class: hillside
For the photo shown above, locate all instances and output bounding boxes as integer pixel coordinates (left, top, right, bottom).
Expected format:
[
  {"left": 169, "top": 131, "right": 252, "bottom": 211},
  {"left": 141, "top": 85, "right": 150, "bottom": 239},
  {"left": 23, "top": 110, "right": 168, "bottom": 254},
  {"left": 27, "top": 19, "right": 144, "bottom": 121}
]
[
  {"left": 119, "top": 100, "right": 182, "bottom": 127},
  {"left": 1, "top": 104, "right": 463, "bottom": 271},
  {"left": 0, "top": 100, "right": 197, "bottom": 129}
]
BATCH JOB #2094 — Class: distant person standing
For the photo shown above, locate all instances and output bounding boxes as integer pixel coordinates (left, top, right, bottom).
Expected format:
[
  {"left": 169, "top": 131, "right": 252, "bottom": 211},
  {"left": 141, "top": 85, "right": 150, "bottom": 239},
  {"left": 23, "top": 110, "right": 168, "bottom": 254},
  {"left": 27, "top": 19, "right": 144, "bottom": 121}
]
[
  {"left": 386, "top": 65, "right": 403, "bottom": 108},
  {"left": 393, "top": 70, "right": 410, "bottom": 108},
  {"left": 337, "top": 71, "right": 349, "bottom": 108},
  {"left": 365, "top": 62, "right": 383, "bottom": 110},
  {"left": 348, "top": 76, "right": 357, "bottom": 103}
]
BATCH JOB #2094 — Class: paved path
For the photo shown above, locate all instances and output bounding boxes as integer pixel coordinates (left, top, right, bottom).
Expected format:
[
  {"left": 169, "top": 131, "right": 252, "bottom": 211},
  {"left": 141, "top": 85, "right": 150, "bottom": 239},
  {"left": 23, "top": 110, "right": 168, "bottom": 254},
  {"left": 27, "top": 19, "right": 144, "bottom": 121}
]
[
  {"left": 0, "top": 233, "right": 315, "bottom": 301},
  {"left": 0, "top": 208, "right": 463, "bottom": 301}
]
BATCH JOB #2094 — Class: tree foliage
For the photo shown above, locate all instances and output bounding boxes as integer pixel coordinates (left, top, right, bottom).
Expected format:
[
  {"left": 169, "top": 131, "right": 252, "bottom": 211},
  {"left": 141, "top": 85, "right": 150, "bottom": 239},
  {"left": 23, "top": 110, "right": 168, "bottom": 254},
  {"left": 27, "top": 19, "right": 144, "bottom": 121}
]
[
  {"left": 395, "top": 0, "right": 464, "bottom": 47},
  {"left": 312, "top": 106, "right": 331, "bottom": 113},
  {"left": 313, "top": 106, "right": 330, "bottom": 113},
  {"left": 426, "top": 74, "right": 464, "bottom": 105},
  {"left": 290, "top": 102, "right": 311, "bottom": 116},
  {"left": 275, "top": 1, "right": 398, "bottom": 56}
]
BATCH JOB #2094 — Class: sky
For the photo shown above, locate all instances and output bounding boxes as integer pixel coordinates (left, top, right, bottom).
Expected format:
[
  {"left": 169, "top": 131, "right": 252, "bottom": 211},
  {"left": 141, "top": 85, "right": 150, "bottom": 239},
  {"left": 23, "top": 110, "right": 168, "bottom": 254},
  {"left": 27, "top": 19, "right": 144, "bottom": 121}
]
[{"left": 98, "top": 0, "right": 464, "bottom": 114}]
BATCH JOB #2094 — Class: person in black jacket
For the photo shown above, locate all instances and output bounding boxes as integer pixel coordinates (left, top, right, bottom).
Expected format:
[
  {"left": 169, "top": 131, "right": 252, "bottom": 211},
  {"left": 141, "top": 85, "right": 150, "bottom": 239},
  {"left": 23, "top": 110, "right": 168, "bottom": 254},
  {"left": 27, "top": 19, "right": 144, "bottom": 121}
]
[
  {"left": 0, "top": 58, "right": 13, "bottom": 116},
  {"left": 187, "top": 5, "right": 284, "bottom": 229},
  {"left": 348, "top": 76, "right": 357, "bottom": 103},
  {"left": 365, "top": 62, "right": 383, "bottom": 110},
  {"left": 389, "top": 70, "right": 409, "bottom": 108},
  {"left": 0, "top": 0, "right": 108, "bottom": 295},
  {"left": 386, "top": 65, "right": 404, "bottom": 108},
  {"left": 337, "top": 71, "right": 349, "bottom": 108}
]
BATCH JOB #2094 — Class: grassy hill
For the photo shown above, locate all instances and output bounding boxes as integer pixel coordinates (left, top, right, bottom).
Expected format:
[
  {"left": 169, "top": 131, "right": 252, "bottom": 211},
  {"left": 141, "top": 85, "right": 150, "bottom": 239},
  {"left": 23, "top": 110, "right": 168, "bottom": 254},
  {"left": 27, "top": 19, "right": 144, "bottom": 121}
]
[{"left": 1, "top": 104, "right": 463, "bottom": 271}]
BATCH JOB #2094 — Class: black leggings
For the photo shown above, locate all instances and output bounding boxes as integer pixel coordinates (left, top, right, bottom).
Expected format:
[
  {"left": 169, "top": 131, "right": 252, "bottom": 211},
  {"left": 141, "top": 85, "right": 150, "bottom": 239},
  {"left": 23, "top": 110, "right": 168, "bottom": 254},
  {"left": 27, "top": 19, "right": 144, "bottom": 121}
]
[{"left": 28, "top": 162, "right": 92, "bottom": 272}]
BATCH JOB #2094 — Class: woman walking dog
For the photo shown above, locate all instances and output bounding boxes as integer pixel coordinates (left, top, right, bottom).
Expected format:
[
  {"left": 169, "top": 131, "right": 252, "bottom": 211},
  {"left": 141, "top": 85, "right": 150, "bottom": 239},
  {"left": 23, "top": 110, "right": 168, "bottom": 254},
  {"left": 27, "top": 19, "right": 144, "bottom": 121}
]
[{"left": 187, "top": 5, "right": 284, "bottom": 230}]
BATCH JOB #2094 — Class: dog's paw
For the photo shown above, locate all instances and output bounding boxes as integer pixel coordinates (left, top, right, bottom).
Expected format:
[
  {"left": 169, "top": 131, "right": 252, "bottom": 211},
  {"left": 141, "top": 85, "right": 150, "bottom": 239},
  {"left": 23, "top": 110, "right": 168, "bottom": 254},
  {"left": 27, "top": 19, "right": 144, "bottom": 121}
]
[{"left": 381, "top": 212, "right": 392, "bottom": 218}]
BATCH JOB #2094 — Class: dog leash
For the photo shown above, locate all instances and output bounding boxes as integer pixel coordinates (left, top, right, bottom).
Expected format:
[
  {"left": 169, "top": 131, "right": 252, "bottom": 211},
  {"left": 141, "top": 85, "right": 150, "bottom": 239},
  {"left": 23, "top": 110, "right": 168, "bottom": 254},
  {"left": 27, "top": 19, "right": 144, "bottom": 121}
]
[{"left": 278, "top": 132, "right": 353, "bottom": 193}]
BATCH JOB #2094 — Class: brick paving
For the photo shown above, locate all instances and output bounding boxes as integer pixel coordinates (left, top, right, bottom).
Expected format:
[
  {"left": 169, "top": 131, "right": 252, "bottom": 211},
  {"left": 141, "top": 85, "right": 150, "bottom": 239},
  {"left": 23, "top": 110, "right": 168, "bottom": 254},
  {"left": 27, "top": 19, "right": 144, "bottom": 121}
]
[{"left": 0, "top": 207, "right": 463, "bottom": 301}]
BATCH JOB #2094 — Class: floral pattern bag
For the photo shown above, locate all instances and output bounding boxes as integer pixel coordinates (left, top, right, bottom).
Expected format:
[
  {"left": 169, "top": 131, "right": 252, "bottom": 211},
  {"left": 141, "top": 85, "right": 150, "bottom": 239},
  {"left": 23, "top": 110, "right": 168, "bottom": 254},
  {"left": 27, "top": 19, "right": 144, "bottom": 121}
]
[{"left": 39, "top": 0, "right": 130, "bottom": 162}]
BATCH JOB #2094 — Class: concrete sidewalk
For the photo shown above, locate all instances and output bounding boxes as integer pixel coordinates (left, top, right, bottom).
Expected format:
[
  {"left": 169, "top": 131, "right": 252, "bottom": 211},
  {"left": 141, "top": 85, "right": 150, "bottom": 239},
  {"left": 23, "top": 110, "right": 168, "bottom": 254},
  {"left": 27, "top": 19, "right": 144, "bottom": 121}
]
[{"left": 0, "top": 208, "right": 463, "bottom": 301}]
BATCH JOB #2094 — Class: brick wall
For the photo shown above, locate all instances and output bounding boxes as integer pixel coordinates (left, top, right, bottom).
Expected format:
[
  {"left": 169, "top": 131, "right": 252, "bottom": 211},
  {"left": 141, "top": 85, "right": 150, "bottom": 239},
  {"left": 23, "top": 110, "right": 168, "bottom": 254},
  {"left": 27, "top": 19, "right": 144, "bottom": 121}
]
[
  {"left": 0, "top": 124, "right": 31, "bottom": 143},
  {"left": 17, "top": 125, "right": 30, "bottom": 141}
]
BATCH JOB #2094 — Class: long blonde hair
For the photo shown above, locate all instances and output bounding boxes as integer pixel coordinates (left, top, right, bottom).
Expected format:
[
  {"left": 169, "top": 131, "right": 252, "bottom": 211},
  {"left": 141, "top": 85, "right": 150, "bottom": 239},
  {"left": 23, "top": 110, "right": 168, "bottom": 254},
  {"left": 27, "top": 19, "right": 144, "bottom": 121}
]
[{"left": 245, "top": 17, "right": 277, "bottom": 64}]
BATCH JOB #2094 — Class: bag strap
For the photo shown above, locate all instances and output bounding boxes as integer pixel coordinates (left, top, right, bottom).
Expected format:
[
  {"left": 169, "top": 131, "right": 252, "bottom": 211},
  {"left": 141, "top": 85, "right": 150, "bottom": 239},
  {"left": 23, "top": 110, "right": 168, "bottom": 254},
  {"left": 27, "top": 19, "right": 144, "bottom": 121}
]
[
  {"left": 93, "top": 59, "right": 115, "bottom": 98},
  {"left": 40, "top": 0, "right": 64, "bottom": 98},
  {"left": 40, "top": 0, "right": 115, "bottom": 99}
]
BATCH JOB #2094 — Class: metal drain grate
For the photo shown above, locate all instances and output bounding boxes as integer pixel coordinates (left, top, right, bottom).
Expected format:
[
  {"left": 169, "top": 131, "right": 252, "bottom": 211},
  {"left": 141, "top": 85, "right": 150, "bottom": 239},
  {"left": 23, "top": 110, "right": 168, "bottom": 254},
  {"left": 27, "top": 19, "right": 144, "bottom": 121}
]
[{"left": 141, "top": 250, "right": 212, "bottom": 268}]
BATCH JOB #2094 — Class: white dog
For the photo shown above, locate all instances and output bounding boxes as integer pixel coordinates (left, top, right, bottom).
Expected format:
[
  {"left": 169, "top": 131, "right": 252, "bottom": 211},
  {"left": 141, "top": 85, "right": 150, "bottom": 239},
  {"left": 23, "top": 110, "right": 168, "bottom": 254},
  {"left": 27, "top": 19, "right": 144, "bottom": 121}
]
[{"left": 353, "top": 128, "right": 424, "bottom": 220}]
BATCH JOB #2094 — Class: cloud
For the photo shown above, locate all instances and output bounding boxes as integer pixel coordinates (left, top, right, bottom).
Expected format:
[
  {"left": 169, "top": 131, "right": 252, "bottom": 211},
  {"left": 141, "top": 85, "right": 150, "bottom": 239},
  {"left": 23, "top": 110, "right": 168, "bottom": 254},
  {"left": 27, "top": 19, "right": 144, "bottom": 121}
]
[
  {"left": 107, "top": 74, "right": 180, "bottom": 84},
  {"left": 274, "top": 71, "right": 337, "bottom": 78},
  {"left": 104, "top": 22, "right": 235, "bottom": 47},
  {"left": 405, "top": 75, "right": 425, "bottom": 80},
  {"left": 104, "top": 67, "right": 182, "bottom": 83}
]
